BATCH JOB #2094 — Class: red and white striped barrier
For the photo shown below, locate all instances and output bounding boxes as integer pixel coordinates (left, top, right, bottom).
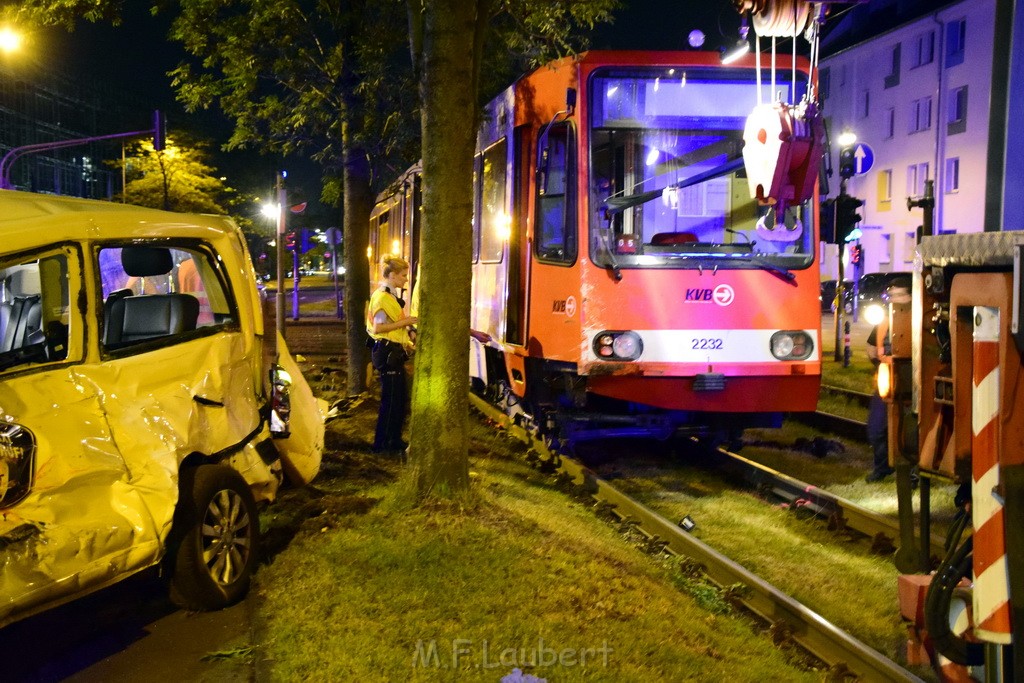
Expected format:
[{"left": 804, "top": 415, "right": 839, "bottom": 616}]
[{"left": 972, "top": 306, "right": 1012, "bottom": 643}]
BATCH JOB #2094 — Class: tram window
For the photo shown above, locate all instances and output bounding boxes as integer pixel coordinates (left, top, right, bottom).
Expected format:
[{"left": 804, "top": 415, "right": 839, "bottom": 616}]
[
  {"left": 535, "top": 122, "right": 576, "bottom": 264},
  {"left": 472, "top": 157, "right": 481, "bottom": 263},
  {"left": 479, "top": 139, "right": 507, "bottom": 264}
]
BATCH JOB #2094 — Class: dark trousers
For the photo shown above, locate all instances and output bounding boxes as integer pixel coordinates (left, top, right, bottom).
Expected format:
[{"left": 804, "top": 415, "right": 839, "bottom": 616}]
[
  {"left": 866, "top": 391, "right": 890, "bottom": 473},
  {"left": 374, "top": 368, "right": 408, "bottom": 452}
]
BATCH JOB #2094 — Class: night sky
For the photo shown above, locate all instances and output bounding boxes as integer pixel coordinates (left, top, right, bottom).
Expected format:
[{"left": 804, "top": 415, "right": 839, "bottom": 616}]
[{"left": 36, "top": 0, "right": 745, "bottom": 203}]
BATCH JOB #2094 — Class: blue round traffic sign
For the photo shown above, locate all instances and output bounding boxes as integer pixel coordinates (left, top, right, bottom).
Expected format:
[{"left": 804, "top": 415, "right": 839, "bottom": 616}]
[{"left": 852, "top": 143, "right": 874, "bottom": 175}]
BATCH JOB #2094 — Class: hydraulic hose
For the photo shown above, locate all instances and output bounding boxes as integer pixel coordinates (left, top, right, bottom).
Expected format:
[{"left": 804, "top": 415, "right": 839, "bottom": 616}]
[{"left": 925, "top": 527, "right": 985, "bottom": 666}]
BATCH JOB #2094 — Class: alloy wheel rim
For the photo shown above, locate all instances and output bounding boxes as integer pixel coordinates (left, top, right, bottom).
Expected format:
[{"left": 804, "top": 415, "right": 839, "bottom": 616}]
[{"left": 200, "top": 488, "right": 252, "bottom": 586}]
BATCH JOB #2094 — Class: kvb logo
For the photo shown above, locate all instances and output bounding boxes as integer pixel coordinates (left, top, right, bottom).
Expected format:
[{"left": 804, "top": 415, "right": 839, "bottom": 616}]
[
  {"left": 552, "top": 296, "right": 578, "bottom": 317},
  {"left": 713, "top": 284, "right": 735, "bottom": 306},
  {"left": 684, "top": 285, "right": 735, "bottom": 305}
]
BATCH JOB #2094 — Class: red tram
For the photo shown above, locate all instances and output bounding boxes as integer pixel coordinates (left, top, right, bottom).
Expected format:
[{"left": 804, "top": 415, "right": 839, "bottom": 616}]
[{"left": 370, "top": 50, "right": 822, "bottom": 444}]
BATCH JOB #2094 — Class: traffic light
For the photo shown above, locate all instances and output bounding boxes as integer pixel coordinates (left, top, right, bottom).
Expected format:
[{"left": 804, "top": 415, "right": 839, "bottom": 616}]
[
  {"left": 850, "top": 243, "right": 863, "bottom": 264},
  {"left": 836, "top": 193, "right": 864, "bottom": 243},
  {"left": 838, "top": 146, "right": 856, "bottom": 179},
  {"left": 284, "top": 231, "right": 296, "bottom": 250},
  {"left": 820, "top": 198, "right": 836, "bottom": 243},
  {"left": 300, "top": 229, "right": 315, "bottom": 255}
]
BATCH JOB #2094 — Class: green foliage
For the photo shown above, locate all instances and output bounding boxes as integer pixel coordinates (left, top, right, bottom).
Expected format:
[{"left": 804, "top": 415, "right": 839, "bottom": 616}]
[
  {"left": 112, "top": 135, "right": 244, "bottom": 214},
  {"left": 0, "top": 0, "right": 124, "bottom": 28},
  {"left": 480, "top": 0, "right": 620, "bottom": 97},
  {"left": 167, "top": 0, "right": 419, "bottom": 192}
]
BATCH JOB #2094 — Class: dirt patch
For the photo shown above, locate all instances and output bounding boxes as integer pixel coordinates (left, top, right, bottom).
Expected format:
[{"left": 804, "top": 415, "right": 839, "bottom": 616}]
[{"left": 259, "top": 352, "right": 402, "bottom": 556}]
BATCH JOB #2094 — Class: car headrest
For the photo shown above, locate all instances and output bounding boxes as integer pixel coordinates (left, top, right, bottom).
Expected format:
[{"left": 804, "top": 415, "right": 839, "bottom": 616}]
[
  {"left": 122, "top": 247, "right": 173, "bottom": 277},
  {"left": 8, "top": 268, "right": 41, "bottom": 297}
]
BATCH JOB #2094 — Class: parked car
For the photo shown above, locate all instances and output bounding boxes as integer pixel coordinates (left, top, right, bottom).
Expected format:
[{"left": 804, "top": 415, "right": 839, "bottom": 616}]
[
  {"left": 0, "top": 191, "right": 324, "bottom": 629},
  {"left": 820, "top": 279, "right": 854, "bottom": 313},
  {"left": 857, "top": 271, "right": 912, "bottom": 309}
]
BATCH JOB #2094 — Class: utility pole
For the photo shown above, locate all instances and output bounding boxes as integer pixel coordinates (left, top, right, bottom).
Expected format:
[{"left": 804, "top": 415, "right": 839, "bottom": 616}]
[
  {"left": 275, "top": 172, "right": 287, "bottom": 344},
  {"left": 834, "top": 176, "right": 847, "bottom": 363}
]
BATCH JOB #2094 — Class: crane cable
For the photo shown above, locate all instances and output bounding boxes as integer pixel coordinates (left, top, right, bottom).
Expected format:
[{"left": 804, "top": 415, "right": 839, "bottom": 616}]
[{"left": 740, "top": 0, "right": 823, "bottom": 104}]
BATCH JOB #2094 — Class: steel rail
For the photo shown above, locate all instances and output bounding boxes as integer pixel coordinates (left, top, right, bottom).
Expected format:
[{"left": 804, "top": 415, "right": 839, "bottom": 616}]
[
  {"left": 820, "top": 384, "right": 873, "bottom": 409},
  {"left": 793, "top": 410, "right": 867, "bottom": 440},
  {"left": 710, "top": 447, "right": 947, "bottom": 559},
  {"left": 469, "top": 394, "right": 925, "bottom": 683}
]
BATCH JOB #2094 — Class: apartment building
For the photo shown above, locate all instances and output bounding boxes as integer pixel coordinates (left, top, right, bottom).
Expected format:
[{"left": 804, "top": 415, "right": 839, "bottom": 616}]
[{"left": 819, "top": 0, "right": 1022, "bottom": 276}]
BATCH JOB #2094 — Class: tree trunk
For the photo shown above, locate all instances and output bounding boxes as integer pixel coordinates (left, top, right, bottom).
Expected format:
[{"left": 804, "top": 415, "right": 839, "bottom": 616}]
[
  {"left": 342, "top": 125, "right": 372, "bottom": 395},
  {"left": 406, "top": 0, "right": 482, "bottom": 498}
]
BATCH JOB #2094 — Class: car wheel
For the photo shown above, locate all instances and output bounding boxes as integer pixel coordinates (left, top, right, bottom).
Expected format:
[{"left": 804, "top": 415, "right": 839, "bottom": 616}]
[{"left": 169, "top": 464, "right": 259, "bottom": 611}]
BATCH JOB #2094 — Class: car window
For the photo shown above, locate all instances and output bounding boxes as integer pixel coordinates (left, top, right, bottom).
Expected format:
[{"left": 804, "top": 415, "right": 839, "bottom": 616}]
[
  {"left": 0, "top": 248, "right": 76, "bottom": 373},
  {"left": 98, "top": 244, "right": 237, "bottom": 351}
]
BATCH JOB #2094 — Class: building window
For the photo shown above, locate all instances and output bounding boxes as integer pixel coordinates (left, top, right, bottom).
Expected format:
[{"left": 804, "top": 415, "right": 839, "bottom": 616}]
[
  {"left": 911, "top": 30, "right": 935, "bottom": 68},
  {"left": 946, "top": 18, "right": 966, "bottom": 68},
  {"left": 879, "top": 233, "right": 892, "bottom": 264},
  {"left": 948, "top": 85, "right": 968, "bottom": 135},
  {"left": 945, "top": 157, "right": 960, "bottom": 194},
  {"left": 885, "top": 107, "right": 895, "bottom": 139},
  {"left": 860, "top": 89, "right": 870, "bottom": 118},
  {"left": 884, "top": 43, "right": 901, "bottom": 88},
  {"left": 909, "top": 96, "right": 932, "bottom": 133},
  {"left": 878, "top": 169, "right": 893, "bottom": 209},
  {"left": 904, "top": 231, "right": 917, "bottom": 263},
  {"left": 907, "top": 162, "right": 930, "bottom": 198},
  {"left": 819, "top": 67, "right": 830, "bottom": 100}
]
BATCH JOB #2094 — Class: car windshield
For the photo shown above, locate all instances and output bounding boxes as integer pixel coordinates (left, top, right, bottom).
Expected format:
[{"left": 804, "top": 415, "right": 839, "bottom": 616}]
[{"left": 588, "top": 66, "right": 814, "bottom": 272}]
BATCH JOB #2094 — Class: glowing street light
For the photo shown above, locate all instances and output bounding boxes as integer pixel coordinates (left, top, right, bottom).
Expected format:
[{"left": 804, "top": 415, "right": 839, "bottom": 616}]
[
  {"left": 261, "top": 201, "right": 280, "bottom": 219},
  {"left": 0, "top": 27, "right": 22, "bottom": 55}
]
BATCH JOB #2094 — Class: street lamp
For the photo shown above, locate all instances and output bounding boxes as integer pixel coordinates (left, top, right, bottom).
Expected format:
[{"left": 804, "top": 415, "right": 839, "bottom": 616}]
[
  {"left": 261, "top": 201, "right": 280, "bottom": 219},
  {"left": 0, "top": 27, "right": 22, "bottom": 55}
]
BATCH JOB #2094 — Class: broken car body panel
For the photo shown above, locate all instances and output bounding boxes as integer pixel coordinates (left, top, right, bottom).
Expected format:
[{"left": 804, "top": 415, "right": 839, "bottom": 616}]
[{"left": 0, "top": 191, "right": 323, "bottom": 628}]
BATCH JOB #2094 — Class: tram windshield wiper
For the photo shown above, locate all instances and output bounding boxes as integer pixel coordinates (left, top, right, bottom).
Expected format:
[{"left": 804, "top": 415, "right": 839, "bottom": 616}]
[
  {"left": 660, "top": 252, "right": 796, "bottom": 285},
  {"left": 603, "top": 157, "right": 746, "bottom": 215},
  {"left": 735, "top": 255, "right": 797, "bottom": 285}
]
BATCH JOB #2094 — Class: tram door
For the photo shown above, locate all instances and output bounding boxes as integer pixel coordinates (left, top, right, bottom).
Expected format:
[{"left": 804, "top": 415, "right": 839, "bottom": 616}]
[{"left": 505, "top": 126, "right": 530, "bottom": 346}]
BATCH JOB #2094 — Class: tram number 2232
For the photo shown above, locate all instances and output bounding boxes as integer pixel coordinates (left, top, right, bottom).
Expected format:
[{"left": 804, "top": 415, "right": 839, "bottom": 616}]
[{"left": 691, "top": 338, "right": 724, "bottom": 350}]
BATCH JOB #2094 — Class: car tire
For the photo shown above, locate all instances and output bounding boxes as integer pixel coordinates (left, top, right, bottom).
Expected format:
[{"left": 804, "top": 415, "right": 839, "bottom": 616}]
[{"left": 168, "top": 464, "right": 259, "bottom": 611}]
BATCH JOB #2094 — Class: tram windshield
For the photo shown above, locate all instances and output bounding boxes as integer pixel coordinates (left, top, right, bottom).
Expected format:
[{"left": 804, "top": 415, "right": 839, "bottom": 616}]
[{"left": 588, "top": 67, "right": 814, "bottom": 274}]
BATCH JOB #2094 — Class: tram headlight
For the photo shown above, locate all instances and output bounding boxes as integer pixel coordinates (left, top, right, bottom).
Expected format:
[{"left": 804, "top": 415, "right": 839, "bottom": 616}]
[
  {"left": 769, "top": 331, "right": 814, "bottom": 360},
  {"left": 864, "top": 303, "right": 886, "bottom": 326},
  {"left": 593, "top": 331, "right": 643, "bottom": 361}
]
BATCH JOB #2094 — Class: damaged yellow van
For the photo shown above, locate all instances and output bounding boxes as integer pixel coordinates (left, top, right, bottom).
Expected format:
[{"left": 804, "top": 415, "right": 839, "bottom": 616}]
[{"left": 0, "top": 191, "right": 323, "bottom": 628}]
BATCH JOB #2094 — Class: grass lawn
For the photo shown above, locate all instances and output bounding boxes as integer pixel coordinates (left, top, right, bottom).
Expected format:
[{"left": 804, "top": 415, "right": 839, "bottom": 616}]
[{"left": 249, "top": 382, "right": 824, "bottom": 682}]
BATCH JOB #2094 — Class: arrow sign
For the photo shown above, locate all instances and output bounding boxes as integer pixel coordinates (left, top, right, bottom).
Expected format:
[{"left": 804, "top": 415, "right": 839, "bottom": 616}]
[{"left": 853, "top": 143, "right": 874, "bottom": 175}]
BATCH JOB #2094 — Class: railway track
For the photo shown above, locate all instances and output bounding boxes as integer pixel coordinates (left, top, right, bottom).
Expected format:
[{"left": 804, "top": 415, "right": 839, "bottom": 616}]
[
  {"left": 709, "top": 446, "right": 947, "bottom": 561},
  {"left": 470, "top": 393, "right": 926, "bottom": 683},
  {"left": 793, "top": 384, "right": 872, "bottom": 440}
]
